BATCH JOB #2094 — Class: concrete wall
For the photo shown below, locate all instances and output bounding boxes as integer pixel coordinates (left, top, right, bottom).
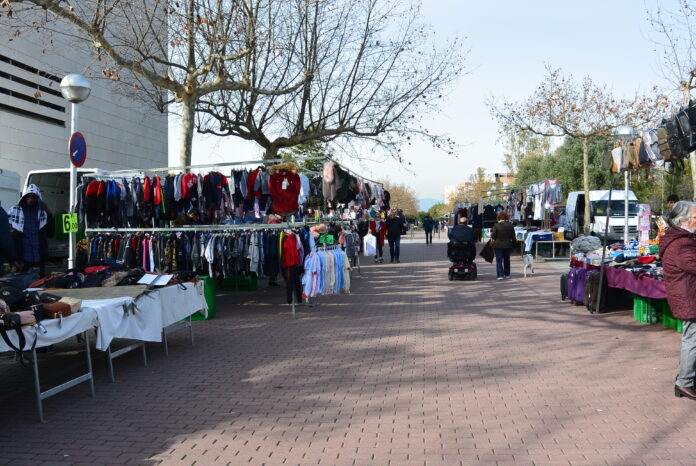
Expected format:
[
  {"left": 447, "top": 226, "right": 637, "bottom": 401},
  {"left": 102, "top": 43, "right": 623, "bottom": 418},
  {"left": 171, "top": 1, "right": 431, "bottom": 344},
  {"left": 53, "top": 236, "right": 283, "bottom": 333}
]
[{"left": 0, "top": 21, "right": 168, "bottom": 190}]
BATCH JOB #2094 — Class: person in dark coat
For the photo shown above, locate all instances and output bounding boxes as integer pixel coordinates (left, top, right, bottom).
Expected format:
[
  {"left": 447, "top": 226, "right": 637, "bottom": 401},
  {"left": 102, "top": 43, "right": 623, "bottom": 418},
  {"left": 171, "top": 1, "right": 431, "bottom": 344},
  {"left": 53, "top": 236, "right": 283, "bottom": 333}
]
[
  {"left": 659, "top": 201, "right": 696, "bottom": 400},
  {"left": 422, "top": 214, "right": 434, "bottom": 244},
  {"left": 8, "top": 184, "right": 54, "bottom": 277},
  {"left": 448, "top": 216, "right": 475, "bottom": 243},
  {"left": 385, "top": 210, "right": 404, "bottom": 263},
  {"left": 0, "top": 202, "right": 16, "bottom": 275},
  {"left": 490, "top": 211, "right": 516, "bottom": 280}
]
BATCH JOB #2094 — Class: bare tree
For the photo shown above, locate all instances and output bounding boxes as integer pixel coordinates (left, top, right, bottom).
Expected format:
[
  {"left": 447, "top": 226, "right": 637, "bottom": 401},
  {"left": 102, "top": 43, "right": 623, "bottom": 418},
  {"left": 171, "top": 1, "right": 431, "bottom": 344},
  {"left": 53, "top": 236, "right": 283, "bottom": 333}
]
[
  {"left": 196, "top": 0, "right": 466, "bottom": 161},
  {"left": 2, "top": 0, "right": 311, "bottom": 166},
  {"left": 381, "top": 179, "right": 419, "bottom": 217},
  {"left": 488, "top": 66, "right": 669, "bottom": 234},
  {"left": 648, "top": 0, "right": 696, "bottom": 198}
]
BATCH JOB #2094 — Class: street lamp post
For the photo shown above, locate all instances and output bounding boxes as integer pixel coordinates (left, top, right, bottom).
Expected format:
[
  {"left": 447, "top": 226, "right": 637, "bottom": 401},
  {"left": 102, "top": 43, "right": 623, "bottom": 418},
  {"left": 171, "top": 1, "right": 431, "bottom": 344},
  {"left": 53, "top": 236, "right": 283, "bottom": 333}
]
[
  {"left": 60, "top": 74, "right": 91, "bottom": 269},
  {"left": 616, "top": 125, "right": 635, "bottom": 244}
]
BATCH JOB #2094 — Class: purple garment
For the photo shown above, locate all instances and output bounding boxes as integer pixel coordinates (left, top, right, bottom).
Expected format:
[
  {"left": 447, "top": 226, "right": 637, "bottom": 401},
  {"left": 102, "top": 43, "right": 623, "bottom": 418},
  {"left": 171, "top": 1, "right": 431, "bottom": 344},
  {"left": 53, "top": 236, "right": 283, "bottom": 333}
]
[{"left": 604, "top": 266, "right": 667, "bottom": 299}]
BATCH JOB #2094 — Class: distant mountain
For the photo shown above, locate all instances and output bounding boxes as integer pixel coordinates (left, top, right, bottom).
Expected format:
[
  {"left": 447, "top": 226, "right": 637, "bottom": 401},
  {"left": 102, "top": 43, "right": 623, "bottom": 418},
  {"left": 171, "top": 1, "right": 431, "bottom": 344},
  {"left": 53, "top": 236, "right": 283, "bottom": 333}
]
[{"left": 418, "top": 198, "right": 442, "bottom": 212}]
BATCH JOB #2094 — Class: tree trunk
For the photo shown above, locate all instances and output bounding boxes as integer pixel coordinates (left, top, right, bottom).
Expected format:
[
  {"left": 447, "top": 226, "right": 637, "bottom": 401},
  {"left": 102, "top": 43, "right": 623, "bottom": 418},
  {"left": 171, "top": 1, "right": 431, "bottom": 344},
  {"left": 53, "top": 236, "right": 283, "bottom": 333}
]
[
  {"left": 178, "top": 94, "right": 195, "bottom": 167},
  {"left": 264, "top": 146, "right": 279, "bottom": 161},
  {"left": 582, "top": 137, "right": 591, "bottom": 235}
]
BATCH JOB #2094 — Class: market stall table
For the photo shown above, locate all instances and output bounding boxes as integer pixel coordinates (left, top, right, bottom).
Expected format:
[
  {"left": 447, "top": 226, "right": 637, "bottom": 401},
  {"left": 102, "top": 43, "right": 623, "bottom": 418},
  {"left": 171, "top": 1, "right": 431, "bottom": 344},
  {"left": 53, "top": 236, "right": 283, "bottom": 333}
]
[
  {"left": 603, "top": 266, "right": 667, "bottom": 300},
  {"left": 0, "top": 309, "right": 99, "bottom": 423},
  {"left": 534, "top": 240, "right": 571, "bottom": 261}
]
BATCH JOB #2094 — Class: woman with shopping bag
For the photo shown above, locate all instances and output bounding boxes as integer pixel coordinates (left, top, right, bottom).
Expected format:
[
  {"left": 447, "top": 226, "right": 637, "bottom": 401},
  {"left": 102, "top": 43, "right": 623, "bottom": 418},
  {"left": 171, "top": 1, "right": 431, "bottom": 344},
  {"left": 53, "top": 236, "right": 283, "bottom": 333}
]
[{"left": 369, "top": 215, "right": 386, "bottom": 263}]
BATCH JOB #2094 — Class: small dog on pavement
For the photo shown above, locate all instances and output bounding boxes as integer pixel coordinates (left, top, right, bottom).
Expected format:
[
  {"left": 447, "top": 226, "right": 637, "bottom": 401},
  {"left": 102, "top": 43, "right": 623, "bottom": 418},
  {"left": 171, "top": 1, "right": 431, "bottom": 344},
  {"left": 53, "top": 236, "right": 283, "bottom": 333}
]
[{"left": 523, "top": 254, "right": 535, "bottom": 278}]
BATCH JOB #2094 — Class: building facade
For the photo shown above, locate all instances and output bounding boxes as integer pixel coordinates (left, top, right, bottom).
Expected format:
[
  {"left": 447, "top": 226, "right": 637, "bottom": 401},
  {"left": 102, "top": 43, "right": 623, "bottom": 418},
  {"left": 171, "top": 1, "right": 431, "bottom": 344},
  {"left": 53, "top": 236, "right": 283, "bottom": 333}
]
[{"left": 0, "top": 23, "right": 168, "bottom": 195}]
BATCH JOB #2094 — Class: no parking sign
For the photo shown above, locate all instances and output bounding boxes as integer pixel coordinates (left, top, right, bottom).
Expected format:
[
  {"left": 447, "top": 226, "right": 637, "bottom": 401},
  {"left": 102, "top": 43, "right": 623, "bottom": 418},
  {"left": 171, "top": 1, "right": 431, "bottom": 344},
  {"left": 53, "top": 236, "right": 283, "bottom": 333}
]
[{"left": 69, "top": 132, "right": 87, "bottom": 167}]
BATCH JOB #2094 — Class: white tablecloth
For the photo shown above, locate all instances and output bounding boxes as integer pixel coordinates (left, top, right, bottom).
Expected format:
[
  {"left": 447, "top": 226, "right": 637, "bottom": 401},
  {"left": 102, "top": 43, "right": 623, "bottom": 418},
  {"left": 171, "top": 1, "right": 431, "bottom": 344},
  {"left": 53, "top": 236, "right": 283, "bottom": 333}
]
[
  {"left": 90, "top": 281, "right": 207, "bottom": 350},
  {"left": 0, "top": 309, "right": 98, "bottom": 353},
  {"left": 1, "top": 282, "right": 208, "bottom": 353}
]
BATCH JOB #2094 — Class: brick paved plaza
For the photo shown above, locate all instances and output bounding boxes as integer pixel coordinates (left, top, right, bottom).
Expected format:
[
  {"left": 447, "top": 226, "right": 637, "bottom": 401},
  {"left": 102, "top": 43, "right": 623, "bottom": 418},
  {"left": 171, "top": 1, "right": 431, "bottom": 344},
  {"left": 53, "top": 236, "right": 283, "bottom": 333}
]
[{"left": 0, "top": 236, "right": 693, "bottom": 465}]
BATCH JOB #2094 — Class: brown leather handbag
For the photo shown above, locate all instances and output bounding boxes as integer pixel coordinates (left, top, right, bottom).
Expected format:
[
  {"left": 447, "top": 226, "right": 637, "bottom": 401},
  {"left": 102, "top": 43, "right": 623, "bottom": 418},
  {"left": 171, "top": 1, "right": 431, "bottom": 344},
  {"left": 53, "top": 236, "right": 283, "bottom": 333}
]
[{"left": 43, "top": 301, "right": 72, "bottom": 319}]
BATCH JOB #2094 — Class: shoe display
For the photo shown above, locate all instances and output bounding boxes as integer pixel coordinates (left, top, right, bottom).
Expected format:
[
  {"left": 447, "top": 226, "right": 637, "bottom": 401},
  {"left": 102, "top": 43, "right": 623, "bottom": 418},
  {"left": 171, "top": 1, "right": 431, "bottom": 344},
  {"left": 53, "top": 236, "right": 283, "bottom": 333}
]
[{"left": 675, "top": 385, "right": 696, "bottom": 400}]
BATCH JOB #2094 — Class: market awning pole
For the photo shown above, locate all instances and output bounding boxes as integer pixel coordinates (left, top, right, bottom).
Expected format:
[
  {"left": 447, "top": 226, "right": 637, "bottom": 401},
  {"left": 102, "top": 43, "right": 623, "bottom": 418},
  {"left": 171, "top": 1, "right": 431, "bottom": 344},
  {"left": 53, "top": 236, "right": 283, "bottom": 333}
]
[
  {"left": 624, "top": 170, "right": 629, "bottom": 244},
  {"left": 596, "top": 171, "right": 615, "bottom": 314}
]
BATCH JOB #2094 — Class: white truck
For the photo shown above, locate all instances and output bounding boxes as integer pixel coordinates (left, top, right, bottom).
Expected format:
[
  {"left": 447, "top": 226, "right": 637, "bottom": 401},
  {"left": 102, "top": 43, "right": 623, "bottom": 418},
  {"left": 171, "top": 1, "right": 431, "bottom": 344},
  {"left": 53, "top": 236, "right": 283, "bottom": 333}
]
[{"left": 565, "top": 190, "right": 639, "bottom": 242}]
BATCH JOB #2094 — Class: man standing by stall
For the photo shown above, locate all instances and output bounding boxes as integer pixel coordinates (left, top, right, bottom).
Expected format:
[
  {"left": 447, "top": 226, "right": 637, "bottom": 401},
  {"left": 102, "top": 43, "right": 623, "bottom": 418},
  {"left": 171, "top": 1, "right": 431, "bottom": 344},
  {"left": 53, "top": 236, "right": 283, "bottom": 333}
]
[
  {"left": 660, "top": 201, "right": 696, "bottom": 400},
  {"left": 8, "top": 184, "right": 54, "bottom": 277}
]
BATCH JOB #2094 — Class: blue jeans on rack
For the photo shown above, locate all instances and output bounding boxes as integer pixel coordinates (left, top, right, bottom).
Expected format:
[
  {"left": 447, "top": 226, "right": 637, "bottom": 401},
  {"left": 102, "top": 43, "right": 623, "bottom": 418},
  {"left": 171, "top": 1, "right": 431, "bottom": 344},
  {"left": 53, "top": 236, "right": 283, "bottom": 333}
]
[
  {"left": 388, "top": 236, "right": 401, "bottom": 261},
  {"left": 494, "top": 248, "right": 511, "bottom": 278}
]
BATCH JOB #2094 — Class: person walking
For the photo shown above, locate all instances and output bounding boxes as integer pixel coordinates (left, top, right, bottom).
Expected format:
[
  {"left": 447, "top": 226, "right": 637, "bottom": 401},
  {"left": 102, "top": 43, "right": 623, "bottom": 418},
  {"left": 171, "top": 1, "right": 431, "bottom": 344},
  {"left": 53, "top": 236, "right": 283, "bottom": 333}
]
[
  {"left": 434, "top": 219, "right": 440, "bottom": 234},
  {"left": 422, "top": 213, "right": 434, "bottom": 244},
  {"left": 385, "top": 210, "right": 404, "bottom": 263},
  {"left": 370, "top": 214, "right": 386, "bottom": 263},
  {"left": 659, "top": 201, "right": 696, "bottom": 400},
  {"left": 8, "top": 184, "right": 54, "bottom": 277},
  {"left": 357, "top": 212, "right": 370, "bottom": 255},
  {"left": 0, "top": 201, "right": 16, "bottom": 276},
  {"left": 490, "top": 211, "right": 516, "bottom": 280}
]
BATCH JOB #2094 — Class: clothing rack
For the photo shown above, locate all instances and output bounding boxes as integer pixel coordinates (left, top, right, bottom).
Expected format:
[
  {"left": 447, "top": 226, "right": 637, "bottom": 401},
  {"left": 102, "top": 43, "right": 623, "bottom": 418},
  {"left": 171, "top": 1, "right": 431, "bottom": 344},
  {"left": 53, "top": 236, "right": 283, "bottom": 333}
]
[
  {"left": 334, "top": 163, "right": 384, "bottom": 187},
  {"left": 80, "top": 157, "right": 329, "bottom": 179},
  {"left": 85, "top": 221, "right": 324, "bottom": 234}
]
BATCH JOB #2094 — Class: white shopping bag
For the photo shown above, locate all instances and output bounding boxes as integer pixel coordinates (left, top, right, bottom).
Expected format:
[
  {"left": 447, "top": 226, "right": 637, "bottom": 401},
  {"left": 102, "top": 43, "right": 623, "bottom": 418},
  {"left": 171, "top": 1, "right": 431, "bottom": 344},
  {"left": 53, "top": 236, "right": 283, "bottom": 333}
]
[{"left": 363, "top": 233, "right": 377, "bottom": 256}]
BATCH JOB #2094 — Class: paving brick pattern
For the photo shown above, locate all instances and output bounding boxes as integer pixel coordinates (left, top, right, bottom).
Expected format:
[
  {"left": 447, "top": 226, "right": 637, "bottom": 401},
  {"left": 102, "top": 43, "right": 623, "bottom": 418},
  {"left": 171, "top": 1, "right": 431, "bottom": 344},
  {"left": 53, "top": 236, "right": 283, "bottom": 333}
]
[{"left": 0, "top": 236, "right": 693, "bottom": 465}]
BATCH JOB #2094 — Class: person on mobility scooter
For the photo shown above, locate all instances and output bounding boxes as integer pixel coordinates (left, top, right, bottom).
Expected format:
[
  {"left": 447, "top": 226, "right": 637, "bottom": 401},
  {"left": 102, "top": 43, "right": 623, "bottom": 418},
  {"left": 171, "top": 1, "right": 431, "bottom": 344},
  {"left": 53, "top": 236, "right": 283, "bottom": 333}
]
[{"left": 447, "top": 216, "right": 477, "bottom": 281}]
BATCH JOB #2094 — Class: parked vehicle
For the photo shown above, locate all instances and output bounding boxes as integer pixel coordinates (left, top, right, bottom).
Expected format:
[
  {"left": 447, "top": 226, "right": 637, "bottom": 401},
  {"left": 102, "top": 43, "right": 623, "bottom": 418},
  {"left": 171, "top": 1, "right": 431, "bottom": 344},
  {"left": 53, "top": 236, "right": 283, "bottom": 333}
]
[
  {"left": 23, "top": 168, "right": 109, "bottom": 262},
  {"left": 565, "top": 190, "right": 639, "bottom": 242}
]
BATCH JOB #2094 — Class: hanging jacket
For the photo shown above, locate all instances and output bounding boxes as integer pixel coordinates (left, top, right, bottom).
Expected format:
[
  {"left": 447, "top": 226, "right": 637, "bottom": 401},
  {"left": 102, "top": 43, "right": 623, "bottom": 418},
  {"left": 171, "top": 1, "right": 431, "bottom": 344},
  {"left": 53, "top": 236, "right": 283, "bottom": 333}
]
[
  {"left": 269, "top": 169, "right": 301, "bottom": 215},
  {"left": 322, "top": 162, "right": 338, "bottom": 203}
]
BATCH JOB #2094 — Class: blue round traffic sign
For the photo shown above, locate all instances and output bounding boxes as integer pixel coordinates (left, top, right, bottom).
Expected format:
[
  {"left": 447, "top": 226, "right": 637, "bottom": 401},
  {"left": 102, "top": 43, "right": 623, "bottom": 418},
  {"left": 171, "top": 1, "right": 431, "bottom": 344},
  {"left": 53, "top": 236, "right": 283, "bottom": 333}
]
[{"left": 69, "top": 132, "right": 87, "bottom": 167}]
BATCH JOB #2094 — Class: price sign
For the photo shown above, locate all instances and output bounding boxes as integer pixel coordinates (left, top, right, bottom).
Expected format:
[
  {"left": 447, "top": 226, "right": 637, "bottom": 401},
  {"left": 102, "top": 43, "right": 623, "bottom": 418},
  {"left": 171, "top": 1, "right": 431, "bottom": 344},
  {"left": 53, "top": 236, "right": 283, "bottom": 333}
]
[{"left": 62, "top": 213, "right": 78, "bottom": 233}]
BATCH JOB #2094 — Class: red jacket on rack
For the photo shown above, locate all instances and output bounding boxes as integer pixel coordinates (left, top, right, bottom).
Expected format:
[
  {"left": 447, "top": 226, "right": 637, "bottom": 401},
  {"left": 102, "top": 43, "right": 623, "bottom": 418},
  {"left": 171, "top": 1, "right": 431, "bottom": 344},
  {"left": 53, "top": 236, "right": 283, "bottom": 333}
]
[
  {"left": 281, "top": 233, "right": 300, "bottom": 268},
  {"left": 269, "top": 169, "right": 301, "bottom": 215}
]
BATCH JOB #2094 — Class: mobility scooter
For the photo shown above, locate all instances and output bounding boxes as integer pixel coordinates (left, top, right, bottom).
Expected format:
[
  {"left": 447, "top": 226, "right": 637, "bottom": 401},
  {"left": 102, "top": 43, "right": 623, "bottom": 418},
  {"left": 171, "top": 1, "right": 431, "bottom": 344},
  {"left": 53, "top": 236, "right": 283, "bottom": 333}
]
[{"left": 447, "top": 241, "right": 477, "bottom": 281}]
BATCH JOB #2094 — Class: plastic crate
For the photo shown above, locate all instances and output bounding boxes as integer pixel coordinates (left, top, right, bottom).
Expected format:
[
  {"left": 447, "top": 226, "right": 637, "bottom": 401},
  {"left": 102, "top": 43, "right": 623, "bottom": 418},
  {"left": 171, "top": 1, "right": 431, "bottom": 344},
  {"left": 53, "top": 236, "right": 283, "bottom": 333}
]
[
  {"left": 633, "top": 295, "right": 661, "bottom": 324},
  {"left": 236, "top": 272, "right": 258, "bottom": 291},
  {"left": 221, "top": 276, "right": 238, "bottom": 291},
  {"left": 190, "top": 275, "right": 216, "bottom": 320},
  {"left": 659, "top": 299, "right": 684, "bottom": 332}
]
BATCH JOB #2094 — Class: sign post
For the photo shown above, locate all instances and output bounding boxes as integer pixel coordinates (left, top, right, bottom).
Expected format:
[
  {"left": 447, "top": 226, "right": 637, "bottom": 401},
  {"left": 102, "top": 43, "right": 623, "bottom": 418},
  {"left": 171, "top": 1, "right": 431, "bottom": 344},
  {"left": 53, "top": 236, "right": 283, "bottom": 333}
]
[
  {"left": 67, "top": 127, "right": 86, "bottom": 269},
  {"left": 60, "top": 74, "right": 90, "bottom": 270}
]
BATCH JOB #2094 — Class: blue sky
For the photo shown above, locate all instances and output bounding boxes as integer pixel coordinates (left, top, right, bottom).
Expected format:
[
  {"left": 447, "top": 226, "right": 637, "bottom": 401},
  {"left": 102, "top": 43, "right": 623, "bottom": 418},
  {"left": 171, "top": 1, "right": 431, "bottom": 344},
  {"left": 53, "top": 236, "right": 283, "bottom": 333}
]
[{"left": 170, "top": 0, "right": 674, "bottom": 201}]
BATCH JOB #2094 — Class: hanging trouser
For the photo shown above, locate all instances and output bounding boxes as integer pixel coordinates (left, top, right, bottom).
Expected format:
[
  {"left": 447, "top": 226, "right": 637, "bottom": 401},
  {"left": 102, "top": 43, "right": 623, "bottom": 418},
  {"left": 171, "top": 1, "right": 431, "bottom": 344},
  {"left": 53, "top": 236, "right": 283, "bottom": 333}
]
[{"left": 283, "top": 265, "right": 303, "bottom": 304}]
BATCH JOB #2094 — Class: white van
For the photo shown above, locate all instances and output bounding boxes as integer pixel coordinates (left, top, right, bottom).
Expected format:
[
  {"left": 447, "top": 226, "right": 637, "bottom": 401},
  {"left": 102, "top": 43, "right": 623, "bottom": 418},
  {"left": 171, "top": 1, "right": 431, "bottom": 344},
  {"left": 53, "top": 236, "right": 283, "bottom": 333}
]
[
  {"left": 23, "top": 168, "right": 109, "bottom": 261},
  {"left": 566, "top": 190, "right": 639, "bottom": 242}
]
